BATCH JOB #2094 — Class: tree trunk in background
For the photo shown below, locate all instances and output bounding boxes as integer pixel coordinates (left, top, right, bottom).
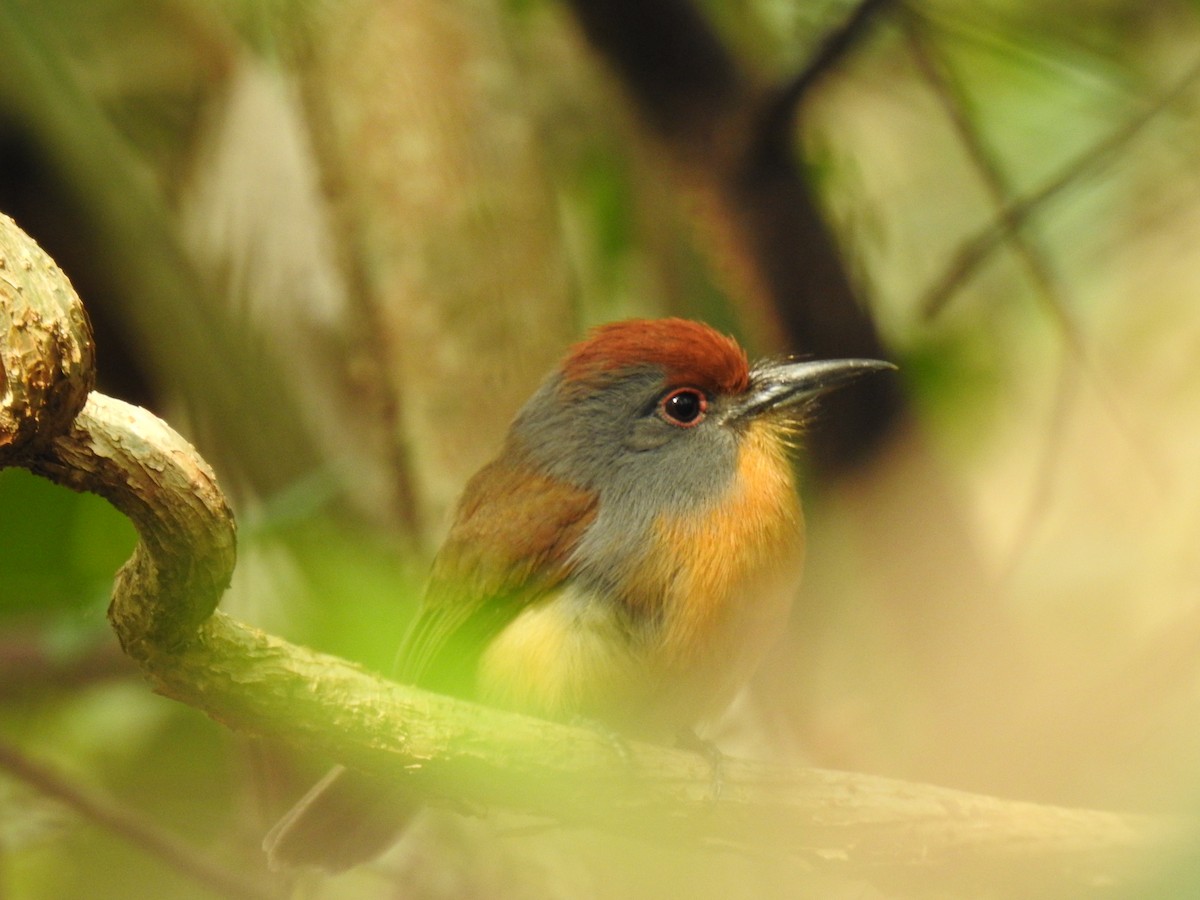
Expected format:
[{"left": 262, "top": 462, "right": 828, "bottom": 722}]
[{"left": 285, "top": 0, "right": 577, "bottom": 545}]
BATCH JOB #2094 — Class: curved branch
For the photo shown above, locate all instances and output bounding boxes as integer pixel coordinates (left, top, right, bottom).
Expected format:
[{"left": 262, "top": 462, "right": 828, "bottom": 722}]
[
  {"left": 29, "top": 392, "right": 236, "bottom": 657},
  {"left": 0, "top": 210, "right": 94, "bottom": 459},
  {"left": 0, "top": 211, "right": 1186, "bottom": 892}
]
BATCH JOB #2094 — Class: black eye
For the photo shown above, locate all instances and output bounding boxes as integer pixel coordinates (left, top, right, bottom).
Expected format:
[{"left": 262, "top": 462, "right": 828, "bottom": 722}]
[{"left": 659, "top": 387, "right": 707, "bottom": 426}]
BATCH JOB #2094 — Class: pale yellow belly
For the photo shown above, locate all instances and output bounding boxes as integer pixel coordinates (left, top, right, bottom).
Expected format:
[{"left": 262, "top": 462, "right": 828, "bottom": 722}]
[{"left": 476, "top": 542, "right": 802, "bottom": 739}]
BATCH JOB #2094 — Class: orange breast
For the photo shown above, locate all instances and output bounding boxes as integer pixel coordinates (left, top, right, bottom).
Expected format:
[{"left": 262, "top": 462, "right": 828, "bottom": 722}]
[{"left": 638, "top": 419, "right": 805, "bottom": 724}]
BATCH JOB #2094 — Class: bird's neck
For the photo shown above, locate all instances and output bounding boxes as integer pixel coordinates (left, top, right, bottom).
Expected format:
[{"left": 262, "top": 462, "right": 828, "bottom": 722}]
[{"left": 576, "top": 420, "right": 804, "bottom": 637}]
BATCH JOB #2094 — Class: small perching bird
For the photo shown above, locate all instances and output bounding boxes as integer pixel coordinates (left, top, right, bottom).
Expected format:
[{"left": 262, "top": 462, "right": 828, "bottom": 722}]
[{"left": 266, "top": 318, "right": 893, "bottom": 871}]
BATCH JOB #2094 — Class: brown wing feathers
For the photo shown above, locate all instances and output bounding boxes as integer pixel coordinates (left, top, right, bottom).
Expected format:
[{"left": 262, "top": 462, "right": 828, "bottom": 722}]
[{"left": 397, "top": 450, "right": 598, "bottom": 693}]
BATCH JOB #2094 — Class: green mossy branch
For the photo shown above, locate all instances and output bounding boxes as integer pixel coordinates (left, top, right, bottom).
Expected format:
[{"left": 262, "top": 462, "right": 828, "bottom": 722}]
[{"left": 0, "top": 211, "right": 1184, "bottom": 892}]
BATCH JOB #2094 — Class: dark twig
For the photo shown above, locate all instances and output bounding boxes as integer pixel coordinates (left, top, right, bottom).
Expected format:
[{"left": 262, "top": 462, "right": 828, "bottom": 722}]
[
  {"left": 901, "top": 10, "right": 1083, "bottom": 350},
  {"left": 767, "top": 0, "right": 898, "bottom": 136},
  {"left": 0, "top": 739, "right": 278, "bottom": 900}
]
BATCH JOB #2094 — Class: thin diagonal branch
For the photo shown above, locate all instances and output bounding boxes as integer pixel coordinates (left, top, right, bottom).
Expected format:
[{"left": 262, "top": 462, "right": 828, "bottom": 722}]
[
  {"left": 901, "top": 10, "right": 1083, "bottom": 350},
  {"left": 903, "top": 11, "right": 1170, "bottom": 509},
  {"left": 919, "top": 51, "right": 1200, "bottom": 320},
  {"left": 0, "top": 740, "right": 277, "bottom": 900},
  {"left": 902, "top": 10, "right": 1166, "bottom": 564}
]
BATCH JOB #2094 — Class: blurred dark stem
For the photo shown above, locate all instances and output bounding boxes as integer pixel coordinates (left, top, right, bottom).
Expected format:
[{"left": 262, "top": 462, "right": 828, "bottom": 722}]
[
  {"left": 766, "top": 0, "right": 898, "bottom": 137},
  {"left": 0, "top": 740, "right": 279, "bottom": 900},
  {"left": 565, "top": 0, "right": 903, "bottom": 471}
]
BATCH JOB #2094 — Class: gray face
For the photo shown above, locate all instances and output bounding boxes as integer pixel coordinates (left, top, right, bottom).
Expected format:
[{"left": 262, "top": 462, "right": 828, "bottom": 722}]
[{"left": 511, "top": 367, "right": 741, "bottom": 598}]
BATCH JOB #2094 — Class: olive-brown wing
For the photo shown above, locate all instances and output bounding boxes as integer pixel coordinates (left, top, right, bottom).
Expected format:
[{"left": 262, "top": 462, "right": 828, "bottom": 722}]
[{"left": 396, "top": 451, "right": 599, "bottom": 696}]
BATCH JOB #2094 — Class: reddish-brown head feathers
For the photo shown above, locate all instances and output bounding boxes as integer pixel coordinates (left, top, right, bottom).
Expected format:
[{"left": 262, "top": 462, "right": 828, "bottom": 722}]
[{"left": 561, "top": 318, "right": 750, "bottom": 395}]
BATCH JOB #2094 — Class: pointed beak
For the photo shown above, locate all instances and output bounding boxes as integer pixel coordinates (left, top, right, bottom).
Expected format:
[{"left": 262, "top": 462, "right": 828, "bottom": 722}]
[{"left": 729, "top": 357, "right": 896, "bottom": 422}]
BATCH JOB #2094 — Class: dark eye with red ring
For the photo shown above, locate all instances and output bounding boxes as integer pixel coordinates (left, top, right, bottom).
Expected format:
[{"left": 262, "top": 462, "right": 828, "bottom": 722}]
[{"left": 659, "top": 387, "right": 707, "bottom": 426}]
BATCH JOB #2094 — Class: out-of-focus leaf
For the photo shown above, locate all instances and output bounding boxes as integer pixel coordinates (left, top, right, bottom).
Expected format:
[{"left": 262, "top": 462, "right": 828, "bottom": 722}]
[{"left": 0, "top": 470, "right": 135, "bottom": 618}]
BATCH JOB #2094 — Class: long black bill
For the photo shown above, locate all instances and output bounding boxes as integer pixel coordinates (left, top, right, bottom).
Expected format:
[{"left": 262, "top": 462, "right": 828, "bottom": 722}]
[{"left": 731, "top": 357, "right": 896, "bottom": 421}]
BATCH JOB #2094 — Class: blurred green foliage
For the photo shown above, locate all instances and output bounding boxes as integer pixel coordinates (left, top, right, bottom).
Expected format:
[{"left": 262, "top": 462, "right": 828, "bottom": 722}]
[{"left": 0, "top": 469, "right": 133, "bottom": 619}]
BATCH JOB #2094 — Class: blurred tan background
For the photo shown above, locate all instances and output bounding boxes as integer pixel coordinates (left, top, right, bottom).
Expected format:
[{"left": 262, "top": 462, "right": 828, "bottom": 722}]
[{"left": 1, "top": 0, "right": 1199, "bottom": 896}]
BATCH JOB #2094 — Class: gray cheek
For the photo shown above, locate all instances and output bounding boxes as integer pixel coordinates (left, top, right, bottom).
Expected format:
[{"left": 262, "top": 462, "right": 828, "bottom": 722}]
[{"left": 613, "top": 426, "right": 735, "bottom": 513}]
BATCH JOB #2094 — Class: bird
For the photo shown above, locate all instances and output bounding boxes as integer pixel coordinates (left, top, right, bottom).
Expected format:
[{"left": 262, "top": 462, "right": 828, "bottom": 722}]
[{"left": 265, "top": 317, "right": 893, "bottom": 871}]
